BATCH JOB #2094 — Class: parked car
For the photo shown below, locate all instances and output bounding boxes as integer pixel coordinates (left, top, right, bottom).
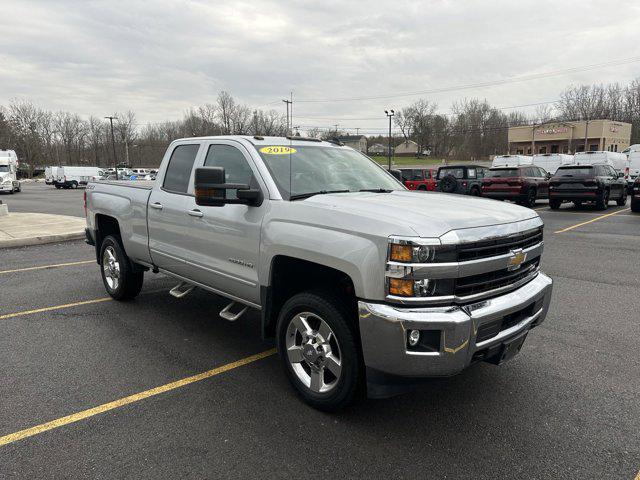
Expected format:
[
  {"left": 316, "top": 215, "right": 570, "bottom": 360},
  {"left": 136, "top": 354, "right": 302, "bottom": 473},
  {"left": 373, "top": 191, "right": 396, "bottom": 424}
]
[
  {"left": 44, "top": 166, "right": 60, "bottom": 185},
  {"left": 627, "top": 151, "right": 640, "bottom": 193},
  {"left": 436, "top": 165, "right": 487, "bottom": 196},
  {"left": 55, "top": 166, "right": 104, "bottom": 189},
  {"left": 532, "top": 153, "right": 574, "bottom": 174},
  {"left": 631, "top": 177, "right": 640, "bottom": 213},
  {"left": 399, "top": 168, "right": 437, "bottom": 191},
  {"left": 573, "top": 151, "right": 629, "bottom": 182},
  {"left": 85, "top": 136, "right": 552, "bottom": 411},
  {"left": 482, "top": 166, "right": 550, "bottom": 207},
  {"left": 492, "top": 154, "right": 533, "bottom": 168},
  {"left": 549, "top": 163, "right": 627, "bottom": 210}
]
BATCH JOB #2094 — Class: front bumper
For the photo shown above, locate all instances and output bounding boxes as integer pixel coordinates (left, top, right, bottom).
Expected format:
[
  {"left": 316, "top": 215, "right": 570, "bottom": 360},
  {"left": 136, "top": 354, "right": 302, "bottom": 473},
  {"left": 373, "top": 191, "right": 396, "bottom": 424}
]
[
  {"left": 0, "top": 183, "right": 14, "bottom": 191},
  {"left": 358, "top": 272, "right": 552, "bottom": 378}
]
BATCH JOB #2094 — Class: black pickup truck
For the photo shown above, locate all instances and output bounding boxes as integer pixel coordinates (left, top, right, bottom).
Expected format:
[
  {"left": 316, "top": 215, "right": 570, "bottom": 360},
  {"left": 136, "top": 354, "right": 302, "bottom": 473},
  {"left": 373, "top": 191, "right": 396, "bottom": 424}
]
[{"left": 548, "top": 164, "right": 627, "bottom": 210}]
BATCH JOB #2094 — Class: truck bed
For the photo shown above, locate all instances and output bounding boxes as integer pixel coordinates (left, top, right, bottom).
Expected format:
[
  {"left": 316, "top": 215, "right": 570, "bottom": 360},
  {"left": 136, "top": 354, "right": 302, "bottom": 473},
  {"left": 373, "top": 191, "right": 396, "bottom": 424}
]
[{"left": 86, "top": 180, "right": 155, "bottom": 265}]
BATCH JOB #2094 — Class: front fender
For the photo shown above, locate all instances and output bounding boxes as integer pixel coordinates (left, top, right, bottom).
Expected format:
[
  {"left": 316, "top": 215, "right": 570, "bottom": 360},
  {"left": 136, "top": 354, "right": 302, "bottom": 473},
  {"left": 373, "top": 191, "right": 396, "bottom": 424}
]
[{"left": 260, "top": 220, "right": 388, "bottom": 300}]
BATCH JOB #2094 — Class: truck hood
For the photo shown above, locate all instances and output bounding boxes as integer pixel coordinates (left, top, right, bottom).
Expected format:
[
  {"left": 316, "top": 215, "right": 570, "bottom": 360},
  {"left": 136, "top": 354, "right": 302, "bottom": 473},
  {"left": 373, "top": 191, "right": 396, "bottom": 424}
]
[{"left": 302, "top": 191, "right": 539, "bottom": 238}]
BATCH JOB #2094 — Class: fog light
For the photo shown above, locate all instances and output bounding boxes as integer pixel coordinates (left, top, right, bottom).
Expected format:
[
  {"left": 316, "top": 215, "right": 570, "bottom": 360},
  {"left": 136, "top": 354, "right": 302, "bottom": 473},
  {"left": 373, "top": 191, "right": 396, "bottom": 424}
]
[{"left": 408, "top": 329, "right": 421, "bottom": 347}]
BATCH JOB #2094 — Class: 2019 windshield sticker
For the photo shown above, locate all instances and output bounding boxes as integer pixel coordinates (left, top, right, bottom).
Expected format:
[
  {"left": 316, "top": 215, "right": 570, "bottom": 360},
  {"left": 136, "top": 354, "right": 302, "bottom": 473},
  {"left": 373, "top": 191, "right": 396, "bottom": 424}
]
[{"left": 259, "top": 146, "right": 297, "bottom": 155}]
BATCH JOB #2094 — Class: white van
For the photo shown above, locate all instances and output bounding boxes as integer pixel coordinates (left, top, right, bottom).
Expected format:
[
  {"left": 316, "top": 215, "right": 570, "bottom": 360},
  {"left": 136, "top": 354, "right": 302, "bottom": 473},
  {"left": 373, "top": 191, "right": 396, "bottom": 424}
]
[
  {"left": 492, "top": 155, "right": 533, "bottom": 168},
  {"left": 573, "top": 151, "right": 629, "bottom": 181},
  {"left": 622, "top": 144, "right": 640, "bottom": 155},
  {"left": 532, "top": 153, "right": 574, "bottom": 174},
  {"left": 55, "top": 166, "right": 104, "bottom": 189},
  {"left": 627, "top": 151, "right": 640, "bottom": 191},
  {"left": 45, "top": 166, "right": 60, "bottom": 185},
  {"left": 0, "top": 150, "right": 21, "bottom": 193}
]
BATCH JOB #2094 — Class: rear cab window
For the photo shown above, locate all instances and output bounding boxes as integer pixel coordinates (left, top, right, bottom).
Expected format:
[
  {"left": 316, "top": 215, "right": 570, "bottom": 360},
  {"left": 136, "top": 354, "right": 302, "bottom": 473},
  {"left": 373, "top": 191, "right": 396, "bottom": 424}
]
[{"left": 163, "top": 144, "right": 201, "bottom": 193}]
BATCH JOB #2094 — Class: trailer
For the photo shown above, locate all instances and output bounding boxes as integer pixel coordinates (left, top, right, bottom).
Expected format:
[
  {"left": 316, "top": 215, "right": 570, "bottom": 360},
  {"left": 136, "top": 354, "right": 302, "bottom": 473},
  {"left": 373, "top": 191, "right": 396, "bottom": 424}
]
[{"left": 532, "top": 153, "right": 574, "bottom": 174}]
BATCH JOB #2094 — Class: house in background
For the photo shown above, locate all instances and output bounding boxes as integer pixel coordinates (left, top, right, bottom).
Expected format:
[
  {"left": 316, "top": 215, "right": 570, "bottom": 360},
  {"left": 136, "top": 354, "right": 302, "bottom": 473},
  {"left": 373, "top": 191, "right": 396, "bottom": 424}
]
[
  {"left": 368, "top": 143, "right": 387, "bottom": 155},
  {"left": 337, "top": 135, "right": 367, "bottom": 152},
  {"left": 395, "top": 139, "right": 419, "bottom": 156}
]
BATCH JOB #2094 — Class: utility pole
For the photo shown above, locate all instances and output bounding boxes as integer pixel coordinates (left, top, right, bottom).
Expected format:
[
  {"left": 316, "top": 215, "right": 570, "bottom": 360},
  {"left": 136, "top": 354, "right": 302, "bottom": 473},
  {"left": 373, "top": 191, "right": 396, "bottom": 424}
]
[
  {"left": 584, "top": 118, "right": 590, "bottom": 152},
  {"left": 282, "top": 99, "right": 292, "bottom": 135},
  {"left": 105, "top": 116, "right": 118, "bottom": 179},
  {"left": 355, "top": 127, "right": 360, "bottom": 135},
  {"left": 385, "top": 110, "right": 395, "bottom": 170},
  {"left": 253, "top": 110, "right": 258, "bottom": 135}
]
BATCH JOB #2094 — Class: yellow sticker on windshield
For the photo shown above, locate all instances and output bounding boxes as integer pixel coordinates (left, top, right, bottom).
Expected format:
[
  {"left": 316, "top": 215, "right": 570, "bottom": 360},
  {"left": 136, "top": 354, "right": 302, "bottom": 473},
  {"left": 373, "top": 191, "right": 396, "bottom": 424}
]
[{"left": 259, "top": 146, "right": 297, "bottom": 155}]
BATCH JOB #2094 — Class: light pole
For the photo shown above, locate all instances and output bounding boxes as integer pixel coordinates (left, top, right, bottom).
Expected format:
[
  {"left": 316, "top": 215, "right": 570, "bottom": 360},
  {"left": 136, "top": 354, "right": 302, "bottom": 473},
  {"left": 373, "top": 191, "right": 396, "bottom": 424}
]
[
  {"left": 105, "top": 116, "right": 118, "bottom": 179},
  {"left": 385, "top": 110, "right": 395, "bottom": 170}
]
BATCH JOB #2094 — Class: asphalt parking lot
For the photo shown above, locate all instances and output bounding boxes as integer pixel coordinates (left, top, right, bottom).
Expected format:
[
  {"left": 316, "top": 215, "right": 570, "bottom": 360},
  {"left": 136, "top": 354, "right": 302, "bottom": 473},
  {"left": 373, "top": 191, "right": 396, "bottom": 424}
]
[
  {"left": 1, "top": 195, "right": 639, "bottom": 479},
  {"left": 1, "top": 182, "right": 85, "bottom": 217}
]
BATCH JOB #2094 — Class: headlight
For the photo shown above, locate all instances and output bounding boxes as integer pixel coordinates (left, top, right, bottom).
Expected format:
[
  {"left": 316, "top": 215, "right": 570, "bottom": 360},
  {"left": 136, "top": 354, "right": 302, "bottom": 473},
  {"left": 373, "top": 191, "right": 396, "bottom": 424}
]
[
  {"left": 387, "top": 237, "right": 455, "bottom": 264},
  {"left": 386, "top": 237, "right": 455, "bottom": 298}
]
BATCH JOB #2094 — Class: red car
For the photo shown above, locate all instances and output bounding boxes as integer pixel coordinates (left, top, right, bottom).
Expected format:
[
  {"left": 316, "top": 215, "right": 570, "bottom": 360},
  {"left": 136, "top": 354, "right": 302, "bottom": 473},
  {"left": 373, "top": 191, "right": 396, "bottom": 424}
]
[
  {"left": 481, "top": 165, "right": 550, "bottom": 207},
  {"left": 399, "top": 168, "right": 437, "bottom": 191}
]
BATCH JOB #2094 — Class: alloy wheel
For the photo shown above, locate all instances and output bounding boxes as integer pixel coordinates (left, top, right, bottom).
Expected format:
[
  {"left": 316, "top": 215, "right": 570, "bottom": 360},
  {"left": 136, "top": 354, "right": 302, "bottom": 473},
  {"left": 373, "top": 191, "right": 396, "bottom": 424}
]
[
  {"left": 102, "top": 246, "right": 121, "bottom": 291},
  {"left": 285, "top": 312, "right": 342, "bottom": 394}
]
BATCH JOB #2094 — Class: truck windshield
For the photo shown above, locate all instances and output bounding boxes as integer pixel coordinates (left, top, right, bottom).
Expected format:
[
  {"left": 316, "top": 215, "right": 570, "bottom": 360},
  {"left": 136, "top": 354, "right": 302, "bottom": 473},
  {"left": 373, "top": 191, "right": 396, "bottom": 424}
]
[
  {"left": 255, "top": 145, "right": 402, "bottom": 199},
  {"left": 488, "top": 169, "right": 520, "bottom": 177},
  {"left": 556, "top": 167, "right": 593, "bottom": 176}
]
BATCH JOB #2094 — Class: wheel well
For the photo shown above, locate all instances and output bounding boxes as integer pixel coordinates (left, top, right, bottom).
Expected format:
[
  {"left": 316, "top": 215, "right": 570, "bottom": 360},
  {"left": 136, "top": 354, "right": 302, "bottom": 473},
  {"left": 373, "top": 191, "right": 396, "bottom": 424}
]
[
  {"left": 94, "top": 214, "right": 121, "bottom": 262},
  {"left": 261, "top": 256, "right": 357, "bottom": 339}
]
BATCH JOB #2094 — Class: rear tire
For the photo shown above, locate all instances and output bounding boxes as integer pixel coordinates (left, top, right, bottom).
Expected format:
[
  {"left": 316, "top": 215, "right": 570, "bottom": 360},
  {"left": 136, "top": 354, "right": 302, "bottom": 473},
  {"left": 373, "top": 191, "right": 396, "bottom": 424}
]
[
  {"left": 616, "top": 189, "right": 627, "bottom": 206},
  {"left": 469, "top": 186, "right": 480, "bottom": 197},
  {"left": 99, "top": 235, "right": 144, "bottom": 300},
  {"left": 276, "top": 290, "right": 363, "bottom": 412},
  {"left": 523, "top": 188, "right": 537, "bottom": 208},
  {"left": 596, "top": 189, "right": 610, "bottom": 210},
  {"left": 549, "top": 198, "right": 561, "bottom": 210},
  {"left": 631, "top": 196, "right": 640, "bottom": 213},
  {"left": 573, "top": 201, "right": 583, "bottom": 208}
]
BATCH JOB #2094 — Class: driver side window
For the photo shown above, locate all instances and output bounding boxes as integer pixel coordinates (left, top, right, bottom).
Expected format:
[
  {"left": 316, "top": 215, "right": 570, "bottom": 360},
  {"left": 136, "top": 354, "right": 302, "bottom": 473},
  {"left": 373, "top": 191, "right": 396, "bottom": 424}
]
[{"left": 204, "top": 144, "right": 254, "bottom": 199}]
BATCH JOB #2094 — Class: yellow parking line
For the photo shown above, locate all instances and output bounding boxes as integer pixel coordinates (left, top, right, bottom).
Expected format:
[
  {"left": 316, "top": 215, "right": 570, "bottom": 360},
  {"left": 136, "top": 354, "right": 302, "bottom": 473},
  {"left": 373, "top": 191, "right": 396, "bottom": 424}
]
[
  {"left": 533, "top": 206, "right": 548, "bottom": 211},
  {"left": 0, "top": 297, "right": 112, "bottom": 321},
  {"left": 0, "top": 348, "right": 276, "bottom": 447},
  {"left": 554, "top": 208, "right": 630, "bottom": 234},
  {"left": 0, "top": 260, "right": 94, "bottom": 275}
]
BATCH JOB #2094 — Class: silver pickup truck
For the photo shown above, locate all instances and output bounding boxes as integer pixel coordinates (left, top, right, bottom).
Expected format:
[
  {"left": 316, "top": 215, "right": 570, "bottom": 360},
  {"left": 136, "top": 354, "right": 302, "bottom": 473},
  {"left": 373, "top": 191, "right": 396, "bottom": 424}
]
[{"left": 85, "top": 136, "right": 553, "bottom": 411}]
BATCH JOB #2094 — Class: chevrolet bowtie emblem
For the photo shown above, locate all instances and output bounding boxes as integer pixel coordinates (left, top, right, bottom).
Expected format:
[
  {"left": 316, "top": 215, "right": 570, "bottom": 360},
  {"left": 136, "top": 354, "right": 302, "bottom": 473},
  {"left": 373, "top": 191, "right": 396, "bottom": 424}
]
[{"left": 507, "top": 248, "right": 526, "bottom": 271}]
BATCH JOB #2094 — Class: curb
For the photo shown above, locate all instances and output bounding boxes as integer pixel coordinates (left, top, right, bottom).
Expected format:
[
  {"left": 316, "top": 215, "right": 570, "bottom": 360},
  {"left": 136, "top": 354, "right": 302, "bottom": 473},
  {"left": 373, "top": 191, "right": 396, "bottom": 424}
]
[{"left": 0, "top": 231, "right": 85, "bottom": 249}]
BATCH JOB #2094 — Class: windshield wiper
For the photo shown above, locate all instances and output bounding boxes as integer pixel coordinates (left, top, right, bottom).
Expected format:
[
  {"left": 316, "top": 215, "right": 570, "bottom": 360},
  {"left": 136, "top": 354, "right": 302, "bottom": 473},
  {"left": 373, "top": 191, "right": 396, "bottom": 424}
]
[
  {"left": 289, "top": 190, "right": 350, "bottom": 201},
  {"left": 359, "top": 188, "right": 394, "bottom": 193}
]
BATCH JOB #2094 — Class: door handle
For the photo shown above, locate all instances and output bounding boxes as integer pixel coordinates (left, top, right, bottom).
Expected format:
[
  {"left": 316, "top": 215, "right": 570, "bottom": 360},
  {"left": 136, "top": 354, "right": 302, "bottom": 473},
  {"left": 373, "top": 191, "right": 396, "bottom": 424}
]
[
  {"left": 150, "top": 202, "right": 163, "bottom": 210},
  {"left": 188, "top": 209, "right": 204, "bottom": 218}
]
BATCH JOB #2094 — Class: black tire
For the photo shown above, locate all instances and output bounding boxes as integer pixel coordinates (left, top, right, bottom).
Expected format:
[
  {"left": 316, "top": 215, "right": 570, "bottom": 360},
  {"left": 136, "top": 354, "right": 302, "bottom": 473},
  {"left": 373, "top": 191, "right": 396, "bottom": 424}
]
[
  {"left": 596, "top": 189, "right": 610, "bottom": 210},
  {"left": 616, "top": 189, "right": 627, "bottom": 206},
  {"left": 523, "top": 188, "right": 537, "bottom": 208},
  {"left": 631, "top": 197, "right": 640, "bottom": 213},
  {"left": 573, "top": 201, "right": 583, "bottom": 208},
  {"left": 55, "top": 185, "right": 61, "bottom": 189},
  {"left": 549, "top": 198, "right": 561, "bottom": 210},
  {"left": 469, "top": 186, "right": 480, "bottom": 197},
  {"left": 71, "top": 181, "right": 78, "bottom": 189},
  {"left": 440, "top": 175, "right": 458, "bottom": 193},
  {"left": 99, "top": 235, "right": 144, "bottom": 300},
  {"left": 418, "top": 185, "right": 427, "bottom": 191},
  {"left": 276, "top": 290, "right": 363, "bottom": 412}
]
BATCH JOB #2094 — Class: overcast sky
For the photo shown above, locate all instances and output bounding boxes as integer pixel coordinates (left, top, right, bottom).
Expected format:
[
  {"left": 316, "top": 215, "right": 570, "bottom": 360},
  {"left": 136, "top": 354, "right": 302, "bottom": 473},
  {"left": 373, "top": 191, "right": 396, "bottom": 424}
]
[{"left": 1, "top": 0, "right": 639, "bottom": 134}]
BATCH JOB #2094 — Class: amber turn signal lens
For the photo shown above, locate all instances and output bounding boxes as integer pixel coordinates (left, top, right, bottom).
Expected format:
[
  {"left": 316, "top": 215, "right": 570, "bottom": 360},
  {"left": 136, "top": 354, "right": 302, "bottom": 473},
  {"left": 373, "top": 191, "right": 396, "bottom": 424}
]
[
  {"left": 389, "top": 278, "right": 414, "bottom": 296},
  {"left": 390, "top": 244, "right": 413, "bottom": 262}
]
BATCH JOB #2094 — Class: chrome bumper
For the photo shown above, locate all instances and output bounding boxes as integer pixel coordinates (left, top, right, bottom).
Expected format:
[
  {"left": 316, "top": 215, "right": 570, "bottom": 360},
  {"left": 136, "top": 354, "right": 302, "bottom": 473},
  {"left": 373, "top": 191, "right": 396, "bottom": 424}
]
[{"left": 358, "top": 272, "right": 553, "bottom": 377}]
